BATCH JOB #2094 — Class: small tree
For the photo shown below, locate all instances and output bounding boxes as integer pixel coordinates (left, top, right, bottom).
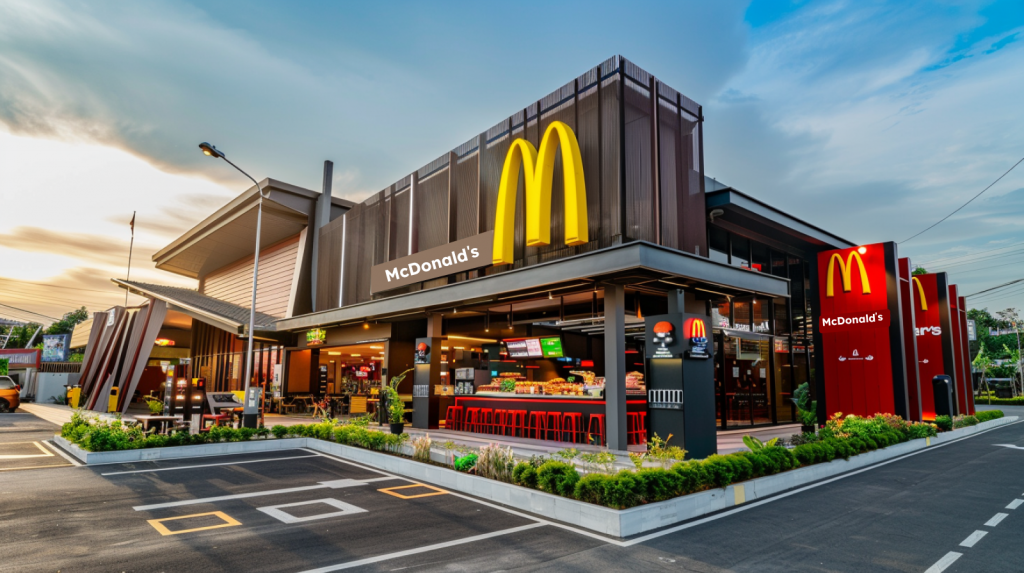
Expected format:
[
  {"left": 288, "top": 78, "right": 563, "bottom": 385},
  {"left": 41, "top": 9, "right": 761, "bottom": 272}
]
[
  {"left": 1002, "top": 344, "right": 1022, "bottom": 397},
  {"left": 973, "top": 347, "right": 993, "bottom": 404},
  {"left": 0, "top": 358, "right": 8, "bottom": 376}
]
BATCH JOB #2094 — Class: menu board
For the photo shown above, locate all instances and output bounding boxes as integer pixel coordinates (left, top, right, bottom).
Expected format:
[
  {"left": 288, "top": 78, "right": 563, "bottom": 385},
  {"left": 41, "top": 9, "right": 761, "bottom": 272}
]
[
  {"left": 504, "top": 336, "right": 564, "bottom": 358},
  {"left": 540, "top": 337, "right": 564, "bottom": 358}
]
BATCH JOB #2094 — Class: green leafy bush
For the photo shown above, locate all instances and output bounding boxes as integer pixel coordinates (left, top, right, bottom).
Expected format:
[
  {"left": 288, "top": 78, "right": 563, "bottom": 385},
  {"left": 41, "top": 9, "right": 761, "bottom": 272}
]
[
  {"left": 934, "top": 415, "right": 952, "bottom": 432},
  {"left": 952, "top": 415, "right": 979, "bottom": 429},
  {"left": 271, "top": 425, "right": 289, "bottom": 439},
  {"left": 793, "top": 444, "right": 816, "bottom": 466},
  {"left": 761, "top": 446, "right": 797, "bottom": 471},
  {"left": 671, "top": 460, "right": 710, "bottom": 493},
  {"left": 602, "top": 470, "right": 641, "bottom": 509},
  {"left": 454, "top": 454, "right": 478, "bottom": 472},
  {"left": 536, "top": 461, "right": 580, "bottom": 497},
  {"left": 741, "top": 451, "right": 769, "bottom": 478},
  {"left": 635, "top": 468, "right": 683, "bottom": 502},
  {"left": 702, "top": 455, "right": 735, "bottom": 488},
  {"left": 976, "top": 410, "right": 1004, "bottom": 422},
  {"left": 573, "top": 473, "right": 609, "bottom": 504},
  {"left": 512, "top": 462, "right": 538, "bottom": 488},
  {"left": 725, "top": 453, "right": 753, "bottom": 482}
]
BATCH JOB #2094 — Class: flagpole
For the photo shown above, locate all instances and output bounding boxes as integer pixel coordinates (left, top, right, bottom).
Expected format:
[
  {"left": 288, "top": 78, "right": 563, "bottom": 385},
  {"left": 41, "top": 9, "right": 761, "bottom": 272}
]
[{"left": 125, "top": 211, "right": 136, "bottom": 307}]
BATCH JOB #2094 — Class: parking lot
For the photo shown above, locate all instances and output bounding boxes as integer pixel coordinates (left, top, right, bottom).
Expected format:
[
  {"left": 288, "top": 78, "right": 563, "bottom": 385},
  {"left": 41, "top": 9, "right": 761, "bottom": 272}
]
[
  {"left": 0, "top": 412, "right": 76, "bottom": 472},
  {"left": 2, "top": 447, "right": 603, "bottom": 572}
]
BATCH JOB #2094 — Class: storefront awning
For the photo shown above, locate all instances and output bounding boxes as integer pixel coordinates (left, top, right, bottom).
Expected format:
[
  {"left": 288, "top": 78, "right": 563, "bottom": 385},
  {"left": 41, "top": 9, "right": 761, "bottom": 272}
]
[
  {"left": 112, "top": 279, "right": 278, "bottom": 334},
  {"left": 275, "top": 241, "right": 790, "bottom": 331}
]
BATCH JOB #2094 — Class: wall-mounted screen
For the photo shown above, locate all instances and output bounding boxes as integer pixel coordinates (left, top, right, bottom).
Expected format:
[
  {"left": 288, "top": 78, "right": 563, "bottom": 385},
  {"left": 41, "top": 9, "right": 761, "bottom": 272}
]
[{"left": 503, "top": 336, "right": 564, "bottom": 359}]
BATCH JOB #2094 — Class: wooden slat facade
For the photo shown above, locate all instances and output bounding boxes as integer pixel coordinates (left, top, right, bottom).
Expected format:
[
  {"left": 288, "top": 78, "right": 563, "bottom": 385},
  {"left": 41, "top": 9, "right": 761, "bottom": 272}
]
[{"left": 201, "top": 235, "right": 301, "bottom": 318}]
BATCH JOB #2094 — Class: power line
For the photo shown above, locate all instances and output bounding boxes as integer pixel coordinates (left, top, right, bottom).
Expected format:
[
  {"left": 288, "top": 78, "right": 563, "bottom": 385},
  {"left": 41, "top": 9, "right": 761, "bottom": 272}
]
[
  {"left": 917, "top": 239, "right": 1024, "bottom": 267},
  {"left": 0, "top": 302, "right": 58, "bottom": 322},
  {"left": 900, "top": 154, "right": 1024, "bottom": 244},
  {"left": 965, "top": 277, "right": 1024, "bottom": 298}
]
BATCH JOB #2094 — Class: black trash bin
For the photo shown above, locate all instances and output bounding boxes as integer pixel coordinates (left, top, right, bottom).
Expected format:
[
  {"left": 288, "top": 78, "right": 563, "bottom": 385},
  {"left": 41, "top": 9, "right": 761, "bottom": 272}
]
[{"left": 932, "top": 375, "right": 955, "bottom": 417}]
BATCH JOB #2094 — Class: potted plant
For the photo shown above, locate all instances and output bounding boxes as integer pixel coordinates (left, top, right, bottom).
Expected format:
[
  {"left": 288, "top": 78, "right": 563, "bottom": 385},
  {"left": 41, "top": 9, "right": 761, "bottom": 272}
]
[
  {"left": 386, "top": 368, "right": 413, "bottom": 435},
  {"left": 790, "top": 382, "right": 817, "bottom": 433},
  {"left": 145, "top": 399, "right": 164, "bottom": 415}
]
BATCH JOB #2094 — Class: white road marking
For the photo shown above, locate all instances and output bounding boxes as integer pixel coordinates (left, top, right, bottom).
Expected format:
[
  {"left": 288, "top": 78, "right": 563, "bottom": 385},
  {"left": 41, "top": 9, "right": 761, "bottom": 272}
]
[
  {"left": 984, "top": 513, "right": 1008, "bottom": 527},
  {"left": 101, "top": 454, "right": 320, "bottom": 475},
  {"left": 993, "top": 444, "right": 1024, "bottom": 450},
  {"left": 133, "top": 477, "right": 404, "bottom": 511},
  {"left": 258, "top": 498, "right": 367, "bottom": 524},
  {"left": 41, "top": 440, "right": 82, "bottom": 466},
  {"left": 296, "top": 523, "right": 545, "bottom": 572},
  {"left": 924, "top": 551, "right": 962, "bottom": 573},
  {"left": 1007, "top": 499, "right": 1023, "bottom": 510},
  {"left": 959, "top": 530, "right": 987, "bottom": 548}
]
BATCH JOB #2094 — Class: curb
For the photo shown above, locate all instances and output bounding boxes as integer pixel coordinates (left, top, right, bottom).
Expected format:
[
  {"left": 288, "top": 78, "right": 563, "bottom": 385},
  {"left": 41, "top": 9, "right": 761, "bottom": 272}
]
[{"left": 57, "top": 415, "right": 1018, "bottom": 538}]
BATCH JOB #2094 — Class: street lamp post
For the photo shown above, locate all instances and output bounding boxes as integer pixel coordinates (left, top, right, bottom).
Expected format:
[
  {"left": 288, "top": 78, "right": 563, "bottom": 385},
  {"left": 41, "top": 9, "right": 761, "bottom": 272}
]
[{"left": 199, "top": 142, "right": 264, "bottom": 428}]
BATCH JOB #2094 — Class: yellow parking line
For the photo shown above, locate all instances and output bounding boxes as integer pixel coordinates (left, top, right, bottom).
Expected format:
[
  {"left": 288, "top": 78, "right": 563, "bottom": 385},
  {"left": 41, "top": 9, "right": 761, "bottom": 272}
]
[
  {"left": 0, "top": 463, "right": 72, "bottom": 472},
  {"left": 147, "top": 511, "right": 241, "bottom": 536},
  {"left": 0, "top": 442, "right": 55, "bottom": 459},
  {"left": 378, "top": 483, "right": 450, "bottom": 499}
]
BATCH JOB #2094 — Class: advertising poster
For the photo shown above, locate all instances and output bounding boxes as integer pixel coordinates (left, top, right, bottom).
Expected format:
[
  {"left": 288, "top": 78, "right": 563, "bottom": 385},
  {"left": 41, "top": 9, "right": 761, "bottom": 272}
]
[
  {"left": 41, "top": 334, "right": 71, "bottom": 362},
  {"left": 816, "top": 242, "right": 909, "bottom": 419}
]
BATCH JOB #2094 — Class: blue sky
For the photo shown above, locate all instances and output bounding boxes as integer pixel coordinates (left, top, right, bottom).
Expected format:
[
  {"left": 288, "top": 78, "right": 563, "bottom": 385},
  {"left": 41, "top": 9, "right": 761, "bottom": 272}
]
[{"left": 0, "top": 0, "right": 1022, "bottom": 320}]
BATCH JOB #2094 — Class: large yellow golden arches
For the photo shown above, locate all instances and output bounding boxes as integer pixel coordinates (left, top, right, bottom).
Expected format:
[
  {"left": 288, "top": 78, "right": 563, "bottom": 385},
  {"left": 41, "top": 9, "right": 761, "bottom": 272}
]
[
  {"left": 912, "top": 276, "right": 928, "bottom": 311},
  {"left": 492, "top": 120, "right": 589, "bottom": 265},
  {"left": 826, "top": 251, "right": 872, "bottom": 297}
]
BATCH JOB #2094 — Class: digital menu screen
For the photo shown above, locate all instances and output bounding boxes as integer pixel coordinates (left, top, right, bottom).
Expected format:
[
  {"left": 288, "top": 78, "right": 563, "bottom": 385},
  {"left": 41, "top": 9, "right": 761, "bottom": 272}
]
[
  {"left": 504, "top": 337, "right": 564, "bottom": 359},
  {"left": 540, "top": 337, "right": 564, "bottom": 358}
]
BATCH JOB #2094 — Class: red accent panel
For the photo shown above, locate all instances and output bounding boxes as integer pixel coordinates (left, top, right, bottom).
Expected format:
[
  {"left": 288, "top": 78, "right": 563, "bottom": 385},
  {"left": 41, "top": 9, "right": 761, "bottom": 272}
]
[
  {"left": 948, "top": 286, "right": 969, "bottom": 415},
  {"left": 817, "top": 243, "right": 896, "bottom": 418},
  {"left": 958, "top": 295, "right": 975, "bottom": 415},
  {"left": 912, "top": 273, "right": 945, "bottom": 419},
  {"left": 898, "top": 258, "right": 921, "bottom": 421}
]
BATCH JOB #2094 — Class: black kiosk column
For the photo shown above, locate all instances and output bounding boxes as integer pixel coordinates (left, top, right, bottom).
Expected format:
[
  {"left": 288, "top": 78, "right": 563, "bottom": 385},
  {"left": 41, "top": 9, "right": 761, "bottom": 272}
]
[
  {"left": 645, "top": 303, "right": 717, "bottom": 459},
  {"left": 411, "top": 337, "right": 443, "bottom": 429}
]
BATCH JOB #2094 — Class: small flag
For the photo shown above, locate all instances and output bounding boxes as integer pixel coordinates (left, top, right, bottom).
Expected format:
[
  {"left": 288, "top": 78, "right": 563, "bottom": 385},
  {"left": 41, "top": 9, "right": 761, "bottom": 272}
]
[{"left": 130, "top": 211, "right": 136, "bottom": 235}]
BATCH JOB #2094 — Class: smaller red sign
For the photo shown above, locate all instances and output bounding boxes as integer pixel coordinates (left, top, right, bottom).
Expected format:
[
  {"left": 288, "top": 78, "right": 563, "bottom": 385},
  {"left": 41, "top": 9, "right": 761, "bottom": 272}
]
[{"left": 819, "top": 309, "right": 890, "bottom": 333}]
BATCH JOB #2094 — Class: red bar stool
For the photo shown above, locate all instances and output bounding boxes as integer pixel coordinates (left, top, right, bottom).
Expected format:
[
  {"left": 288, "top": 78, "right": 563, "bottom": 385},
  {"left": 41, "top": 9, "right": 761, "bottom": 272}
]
[
  {"left": 493, "top": 409, "right": 509, "bottom": 435},
  {"left": 528, "top": 411, "right": 547, "bottom": 439},
  {"left": 465, "top": 407, "right": 481, "bottom": 433},
  {"left": 545, "top": 411, "right": 564, "bottom": 441},
  {"left": 637, "top": 411, "right": 648, "bottom": 444},
  {"left": 510, "top": 410, "right": 529, "bottom": 437},
  {"left": 445, "top": 405, "right": 464, "bottom": 431},
  {"left": 587, "top": 413, "right": 606, "bottom": 446},
  {"left": 478, "top": 408, "right": 494, "bottom": 434},
  {"left": 562, "top": 412, "right": 584, "bottom": 443},
  {"left": 627, "top": 412, "right": 640, "bottom": 445}
]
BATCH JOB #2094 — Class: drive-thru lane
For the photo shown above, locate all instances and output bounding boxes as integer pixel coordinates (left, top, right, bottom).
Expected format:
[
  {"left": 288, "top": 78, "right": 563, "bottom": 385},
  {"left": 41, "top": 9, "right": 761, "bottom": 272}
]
[{"left": 2, "top": 407, "right": 1022, "bottom": 572}]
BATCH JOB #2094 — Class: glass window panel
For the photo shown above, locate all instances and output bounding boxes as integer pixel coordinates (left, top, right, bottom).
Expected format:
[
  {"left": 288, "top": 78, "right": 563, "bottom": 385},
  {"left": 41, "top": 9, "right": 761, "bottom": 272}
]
[
  {"left": 773, "top": 298, "right": 790, "bottom": 336},
  {"left": 732, "top": 236, "right": 750, "bottom": 269},
  {"left": 770, "top": 250, "right": 788, "bottom": 278},
  {"left": 752, "top": 298, "right": 770, "bottom": 333},
  {"left": 712, "top": 301, "right": 731, "bottom": 328},
  {"left": 751, "top": 242, "right": 769, "bottom": 273},
  {"left": 733, "top": 300, "right": 751, "bottom": 331},
  {"left": 709, "top": 227, "right": 729, "bottom": 264}
]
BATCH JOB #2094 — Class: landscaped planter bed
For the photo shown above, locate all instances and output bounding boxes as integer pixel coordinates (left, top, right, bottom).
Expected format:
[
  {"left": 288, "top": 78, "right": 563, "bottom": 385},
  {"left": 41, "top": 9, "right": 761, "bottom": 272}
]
[{"left": 54, "top": 412, "right": 1016, "bottom": 538}]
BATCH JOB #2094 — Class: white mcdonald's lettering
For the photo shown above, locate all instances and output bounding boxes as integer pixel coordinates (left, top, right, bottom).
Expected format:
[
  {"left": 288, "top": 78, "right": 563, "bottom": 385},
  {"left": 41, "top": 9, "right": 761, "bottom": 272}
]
[{"left": 821, "top": 312, "right": 885, "bottom": 327}]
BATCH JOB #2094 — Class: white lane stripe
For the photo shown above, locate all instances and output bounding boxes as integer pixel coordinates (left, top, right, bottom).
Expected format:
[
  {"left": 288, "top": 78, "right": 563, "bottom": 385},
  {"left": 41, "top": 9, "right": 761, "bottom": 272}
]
[
  {"left": 959, "top": 530, "right": 987, "bottom": 548},
  {"left": 101, "top": 454, "right": 319, "bottom": 475},
  {"left": 925, "top": 551, "right": 962, "bottom": 573},
  {"left": 305, "top": 449, "right": 408, "bottom": 481},
  {"left": 984, "top": 513, "right": 1009, "bottom": 527},
  {"left": 1007, "top": 499, "right": 1023, "bottom": 510},
  {"left": 41, "top": 440, "right": 82, "bottom": 466},
  {"left": 296, "top": 523, "right": 545, "bottom": 572},
  {"left": 133, "top": 484, "right": 325, "bottom": 511}
]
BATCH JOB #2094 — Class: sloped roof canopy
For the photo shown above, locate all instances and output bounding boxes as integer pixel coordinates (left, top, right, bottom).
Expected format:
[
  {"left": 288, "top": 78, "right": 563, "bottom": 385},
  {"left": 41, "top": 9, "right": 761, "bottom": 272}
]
[
  {"left": 153, "top": 179, "right": 353, "bottom": 279},
  {"left": 113, "top": 279, "right": 278, "bottom": 333}
]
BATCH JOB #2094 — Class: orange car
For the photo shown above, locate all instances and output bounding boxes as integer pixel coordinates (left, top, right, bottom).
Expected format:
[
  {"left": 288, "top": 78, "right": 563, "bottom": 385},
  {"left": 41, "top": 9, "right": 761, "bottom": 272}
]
[{"left": 0, "top": 376, "right": 20, "bottom": 413}]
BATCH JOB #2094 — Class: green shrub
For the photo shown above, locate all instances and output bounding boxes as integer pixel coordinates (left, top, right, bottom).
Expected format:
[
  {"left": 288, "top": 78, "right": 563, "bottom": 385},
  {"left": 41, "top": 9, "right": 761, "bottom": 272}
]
[
  {"left": 793, "top": 444, "right": 816, "bottom": 466},
  {"left": 761, "top": 446, "right": 796, "bottom": 471},
  {"left": 907, "top": 423, "right": 936, "bottom": 439},
  {"left": 671, "top": 460, "right": 709, "bottom": 493},
  {"left": 537, "top": 461, "right": 580, "bottom": 497},
  {"left": 512, "top": 462, "right": 538, "bottom": 488},
  {"left": 934, "top": 415, "right": 952, "bottom": 432},
  {"left": 741, "top": 452, "right": 769, "bottom": 478},
  {"left": 271, "top": 425, "right": 289, "bottom": 439},
  {"left": 454, "top": 454, "right": 478, "bottom": 472},
  {"left": 814, "top": 442, "right": 835, "bottom": 463},
  {"left": 255, "top": 427, "right": 271, "bottom": 439},
  {"left": 862, "top": 436, "right": 878, "bottom": 450},
  {"left": 952, "top": 415, "right": 979, "bottom": 429},
  {"left": 976, "top": 410, "right": 1003, "bottom": 422},
  {"left": 603, "top": 470, "right": 641, "bottom": 509},
  {"left": 725, "top": 453, "right": 753, "bottom": 482},
  {"left": 828, "top": 439, "right": 853, "bottom": 460},
  {"left": 635, "top": 468, "right": 681, "bottom": 502},
  {"left": 702, "top": 455, "right": 735, "bottom": 488},
  {"left": 574, "top": 473, "right": 609, "bottom": 505}
]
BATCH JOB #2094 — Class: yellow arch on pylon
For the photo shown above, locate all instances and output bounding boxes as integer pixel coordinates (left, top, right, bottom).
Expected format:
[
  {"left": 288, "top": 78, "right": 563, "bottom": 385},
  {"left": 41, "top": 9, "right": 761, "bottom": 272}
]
[
  {"left": 912, "top": 276, "right": 928, "bottom": 311},
  {"left": 492, "top": 120, "right": 589, "bottom": 265},
  {"left": 826, "top": 251, "right": 872, "bottom": 297}
]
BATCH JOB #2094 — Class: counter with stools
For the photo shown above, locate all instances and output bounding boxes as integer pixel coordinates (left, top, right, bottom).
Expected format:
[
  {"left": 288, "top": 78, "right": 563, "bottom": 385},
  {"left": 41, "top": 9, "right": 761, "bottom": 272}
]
[{"left": 453, "top": 395, "right": 647, "bottom": 446}]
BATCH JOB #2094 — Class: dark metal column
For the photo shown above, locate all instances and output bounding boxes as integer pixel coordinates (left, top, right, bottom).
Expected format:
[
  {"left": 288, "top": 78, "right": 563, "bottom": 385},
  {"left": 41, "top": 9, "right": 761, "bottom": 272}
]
[{"left": 604, "top": 284, "right": 627, "bottom": 450}]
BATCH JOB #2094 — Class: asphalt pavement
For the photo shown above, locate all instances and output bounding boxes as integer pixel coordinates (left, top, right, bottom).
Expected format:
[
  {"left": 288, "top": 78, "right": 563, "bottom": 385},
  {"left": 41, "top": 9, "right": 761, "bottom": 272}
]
[
  {"left": 0, "top": 407, "right": 1021, "bottom": 572},
  {"left": 0, "top": 411, "right": 76, "bottom": 472}
]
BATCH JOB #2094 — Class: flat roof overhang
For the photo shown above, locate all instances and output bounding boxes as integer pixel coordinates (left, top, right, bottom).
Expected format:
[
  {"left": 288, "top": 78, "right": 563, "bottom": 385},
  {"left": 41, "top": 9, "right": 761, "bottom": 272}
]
[
  {"left": 706, "top": 187, "right": 856, "bottom": 255},
  {"left": 153, "top": 178, "right": 354, "bottom": 279},
  {"left": 274, "top": 241, "right": 790, "bottom": 332}
]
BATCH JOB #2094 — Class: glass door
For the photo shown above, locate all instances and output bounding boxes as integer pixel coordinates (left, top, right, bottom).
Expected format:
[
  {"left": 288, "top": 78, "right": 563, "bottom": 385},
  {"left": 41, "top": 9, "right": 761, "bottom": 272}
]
[{"left": 715, "top": 329, "right": 774, "bottom": 428}]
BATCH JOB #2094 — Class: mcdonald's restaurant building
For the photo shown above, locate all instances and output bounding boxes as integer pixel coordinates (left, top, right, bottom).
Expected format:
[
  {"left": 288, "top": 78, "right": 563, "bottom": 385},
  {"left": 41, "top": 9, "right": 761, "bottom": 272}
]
[{"left": 101, "top": 55, "right": 971, "bottom": 455}]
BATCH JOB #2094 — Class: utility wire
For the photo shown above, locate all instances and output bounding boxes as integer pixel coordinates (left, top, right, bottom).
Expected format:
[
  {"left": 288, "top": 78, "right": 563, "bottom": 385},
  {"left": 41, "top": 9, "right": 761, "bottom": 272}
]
[
  {"left": 900, "top": 154, "right": 1024, "bottom": 244},
  {"left": 0, "top": 302, "right": 58, "bottom": 323},
  {"left": 917, "top": 240, "right": 1024, "bottom": 267},
  {"left": 965, "top": 277, "right": 1024, "bottom": 298}
]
